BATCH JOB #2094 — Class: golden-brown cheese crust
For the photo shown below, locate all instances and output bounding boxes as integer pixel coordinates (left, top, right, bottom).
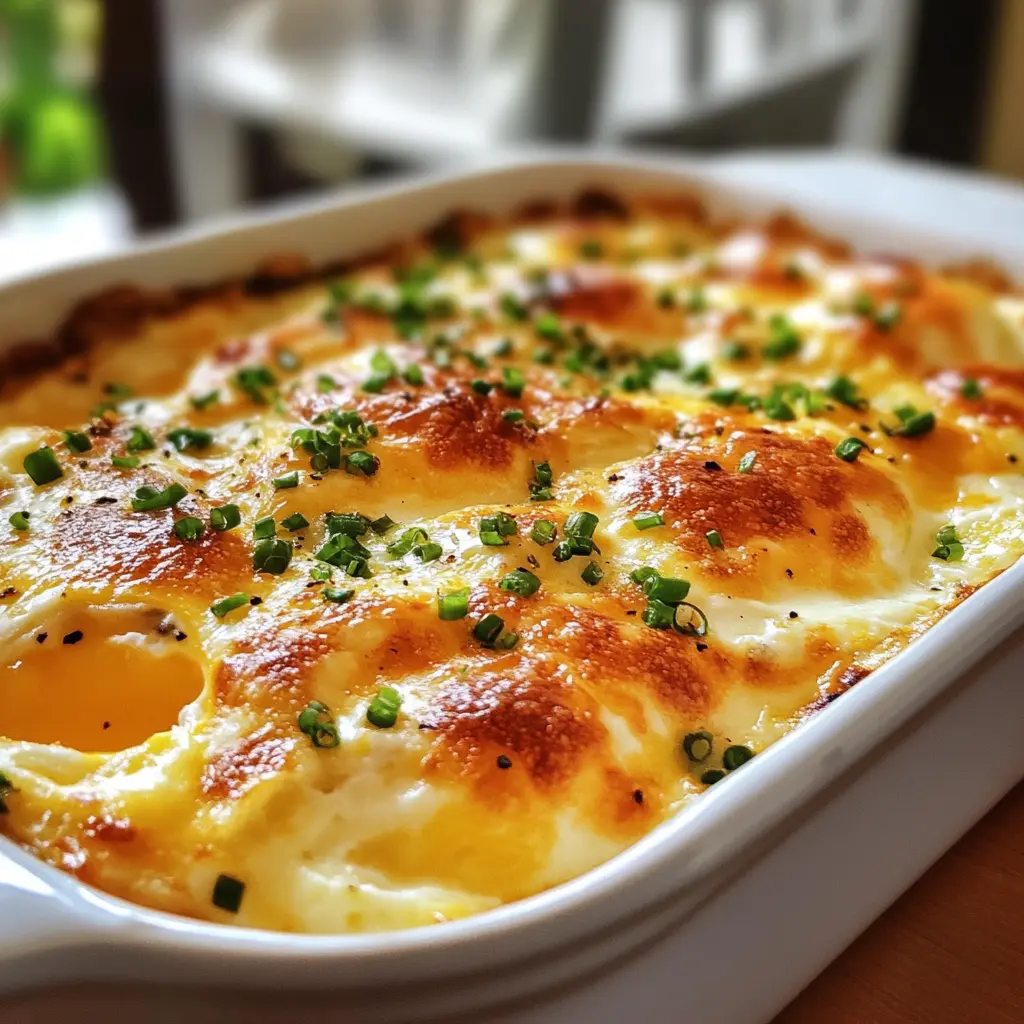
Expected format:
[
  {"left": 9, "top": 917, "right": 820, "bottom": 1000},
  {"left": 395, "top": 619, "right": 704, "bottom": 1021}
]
[{"left": 1, "top": 188, "right": 1023, "bottom": 934}]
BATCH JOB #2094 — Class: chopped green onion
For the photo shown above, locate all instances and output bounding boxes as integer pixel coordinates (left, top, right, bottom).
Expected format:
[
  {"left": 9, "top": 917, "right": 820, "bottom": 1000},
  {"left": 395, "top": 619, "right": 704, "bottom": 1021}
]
[
  {"left": 579, "top": 239, "right": 604, "bottom": 260},
  {"left": 473, "top": 613, "right": 505, "bottom": 645},
  {"left": 530, "top": 519, "right": 556, "bottom": 545},
  {"left": 826, "top": 376, "right": 867, "bottom": 410},
  {"left": 281, "top": 512, "right": 309, "bottom": 532},
  {"left": 131, "top": 483, "right": 187, "bottom": 511},
  {"left": 499, "top": 569, "right": 541, "bottom": 597},
  {"left": 414, "top": 541, "right": 443, "bottom": 563},
  {"left": 708, "top": 387, "right": 740, "bottom": 407},
  {"left": 686, "top": 288, "right": 708, "bottom": 314},
  {"left": 960, "top": 378, "right": 983, "bottom": 400},
  {"left": 503, "top": 409, "right": 525, "bottom": 422},
  {"left": 125, "top": 426, "right": 156, "bottom": 452},
  {"left": 174, "top": 516, "right": 205, "bottom": 542},
  {"left": 629, "top": 566, "right": 660, "bottom": 586},
  {"left": 763, "top": 397, "right": 795, "bottom": 421},
  {"left": 387, "top": 527, "right": 428, "bottom": 559},
  {"left": 723, "top": 745, "right": 755, "bottom": 771},
  {"left": 656, "top": 287, "right": 676, "bottom": 309},
  {"left": 252, "top": 537, "right": 292, "bottom": 575},
  {"left": 496, "top": 631, "right": 520, "bottom": 650},
  {"left": 9, "top": 511, "right": 30, "bottom": 531},
  {"left": 581, "top": 561, "right": 604, "bottom": 586},
  {"left": 881, "top": 406, "right": 935, "bottom": 438},
  {"left": 835, "top": 436, "right": 868, "bottom": 462},
  {"left": 253, "top": 517, "right": 276, "bottom": 540},
  {"left": 682, "top": 730, "right": 714, "bottom": 763},
  {"left": 501, "top": 366, "right": 526, "bottom": 398},
  {"left": 367, "top": 686, "right": 402, "bottom": 729},
  {"left": 0, "top": 771, "right": 15, "bottom": 813},
  {"left": 533, "top": 312, "right": 562, "bottom": 342},
  {"left": 438, "top": 588, "right": 470, "bottom": 621},
  {"left": 701, "top": 769, "right": 726, "bottom": 786},
  {"left": 369, "top": 514, "right": 395, "bottom": 535},
  {"left": 168, "top": 427, "right": 213, "bottom": 452},
  {"left": 932, "top": 524, "right": 964, "bottom": 562},
  {"left": 345, "top": 451, "right": 379, "bottom": 477},
  {"left": 23, "top": 446, "right": 63, "bottom": 485},
  {"left": 633, "top": 512, "right": 665, "bottom": 531},
  {"left": 873, "top": 302, "right": 902, "bottom": 332},
  {"left": 643, "top": 574, "right": 691, "bottom": 605},
  {"left": 61, "top": 430, "right": 92, "bottom": 453},
  {"left": 210, "top": 593, "right": 249, "bottom": 618},
  {"left": 111, "top": 454, "right": 141, "bottom": 470},
  {"left": 103, "top": 381, "right": 134, "bottom": 400},
  {"left": 479, "top": 512, "right": 517, "bottom": 546},
  {"left": 297, "top": 700, "right": 340, "bottom": 748},
  {"left": 684, "top": 362, "right": 711, "bottom": 385},
  {"left": 565, "top": 511, "right": 598, "bottom": 540},
  {"left": 211, "top": 504, "right": 241, "bottom": 531},
  {"left": 500, "top": 293, "right": 529, "bottom": 321},
  {"left": 212, "top": 874, "right": 245, "bottom": 913},
  {"left": 324, "top": 587, "right": 354, "bottom": 604},
  {"left": 642, "top": 597, "right": 676, "bottom": 630},
  {"left": 234, "top": 365, "right": 277, "bottom": 404},
  {"left": 402, "top": 363, "right": 425, "bottom": 386},
  {"left": 705, "top": 529, "right": 724, "bottom": 550},
  {"left": 673, "top": 601, "right": 709, "bottom": 637},
  {"left": 722, "top": 341, "right": 750, "bottom": 361},
  {"left": 763, "top": 315, "right": 801, "bottom": 360},
  {"left": 326, "top": 513, "right": 371, "bottom": 537},
  {"left": 737, "top": 450, "right": 757, "bottom": 473},
  {"left": 471, "top": 379, "right": 493, "bottom": 396},
  {"left": 190, "top": 389, "right": 221, "bottom": 410},
  {"left": 273, "top": 471, "right": 299, "bottom": 490}
]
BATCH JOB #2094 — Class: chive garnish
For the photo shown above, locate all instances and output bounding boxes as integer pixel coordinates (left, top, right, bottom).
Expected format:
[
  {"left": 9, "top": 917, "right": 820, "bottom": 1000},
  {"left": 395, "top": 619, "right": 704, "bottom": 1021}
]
[
  {"left": 496, "top": 632, "right": 520, "bottom": 650},
  {"left": 642, "top": 597, "right": 676, "bottom": 630},
  {"left": 168, "top": 427, "right": 213, "bottom": 452},
  {"left": 9, "top": 511, "right": 30, "bottom": 531},
  {"left": 503, "top": 409, "right": 525, "bottom": 422},
  {"left": 126, "top": 426, "right": 156, "bottom": 452},
  {"left": 273, "top": 471, "right": 299, "bottom": 490},
  {"left": 324, "top": 587, "right": 354, "bottom": 603},
  {"left": 932, "top": 524, "right": 964, "bottom": 562},
  {"left": 684, "top": 362, "right": 711, "bottom": 385},
  {"left": 529, "top": 460, "right": 554, "bottom": 501},
  {"left": 212, "top": 874, "right": 245, "bottom": 913},
  {"left": 835, "top": 436, "right": 868, "bottom": 462},
  {"left": 402, "top": 363, "right": 425, "bottom": 386},
  {"left": 438, "top": 588, "right": 470, "bottom": 620},
  {"left": 960, "top": 378, "right": 983, "bottom": 400},
  {"left": 873, "top": 302, "right": 902, "bottom": 332},
  {"left": 530, "top": 519, "right": 556, "bottom": 545},
  {"left": 211, "top": 504, "right": 241, "bottom": 531},
  {"left": 722, "top": 340, "right": 750, "bottom": 361},
  {"left": 345, "top": 451, "right": 379, "bottom": 477},
  {"left": 103, "top": 381, "right": 134, "bottom": 400},
  {"left": 131, "top": 483, "right": 187, "bottom": 511},
  {"left": 499, "top": 569, "right": 541, "bottom": 598},
  {"left": 471, "top": 379, "right": 493, "bottom": 396},
  {"left": 533, "top": 312, "right": 562, "bottom": 342},
  {"left": 298, "top": 700, "right": 340, "bottom": 748},
  {"left": 643, "top": 574, "right": 691, "bottom": 605},
  {"left": 881, "top": 406, "right": 935, "bottom": 438},
  {"left": 387, "top": 527, "right": 428, "bottom": 559},
  {"left": 253, "top": 517, "right": 276, "bottom": 540},
  {"left": 473, "top": 613, "right": 505, "bottom": 645},
  {"left": 579, "top": 239, "right": 603, "bottom": 260},
  {"left": 683, "top": 730, "right": 713, "bottom": 763},
  {"left": 633, "top": 512, "right": 664, "bottom": 531},
  {"left": 61, "top": 430, "right": 92, "bottom": 453},
  {"left": 500, "top": 366, "right": 526, "bottom": 398},
  {"left": 281, "top": 512, "right": 309, "bottom": 532},
  {"left": 723, "top": 745, "right": 755, "bottom": 771},
  {"left": 369, "top": 514, "right": 395, "bottom": 535},
  {"left": 111, "top": 454, "right": 140, "bottom": 470},
  {"left": 701, "top": 769, "right": 726, "bottom": 786},
  {"left": 581, "top": 561, "right": 604, "bottom": 586},
  {"left": 23, "top": 446, "right": 63, "bottom": 486},
  {"left": 367, "top": 686, "right": 402, "bottom": 729},
  {"left": 479, "top": 513, "right": 517, "bottom": 546},
  {"left": 174, "top": 516, "right": 205, "bottom": 542},
  {"left": 326, "top": 513, "right": 371, "bottom": 537},
  {"left": 763, "top": 315, "right": 801, "bottom": 360},
  {"left": 414, "top": 541, "right": 443, "bottom": 563},
  {"left": 705, "top": 529, "right": 724, "bottom": 549},
  {"left": 500, "top": 293, "right": 529, "bottom": 322},
  {"left": 234, "top": 365, "right": 277, "bottom": 403},
  {"left": 252, "top": 537, "right": 292, "bottom": 575},
  {"left": 190, "top": 389, "right": 221, "bottom": 411},
  {"left": 737, "top": 450, "right": 757, "bottom": 473},
  {"left": 826, "top": 376, "right": 867, "bottom": 410},
  {"left": 210, "top": 593, "right": 249, "bottom": 618}
]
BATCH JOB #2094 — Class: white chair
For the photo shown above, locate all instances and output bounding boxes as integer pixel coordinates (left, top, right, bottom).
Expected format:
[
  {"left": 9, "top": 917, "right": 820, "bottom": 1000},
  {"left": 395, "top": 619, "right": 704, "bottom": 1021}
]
[{"left": 160, "top": 0, "right": 919, "bottom": 221}]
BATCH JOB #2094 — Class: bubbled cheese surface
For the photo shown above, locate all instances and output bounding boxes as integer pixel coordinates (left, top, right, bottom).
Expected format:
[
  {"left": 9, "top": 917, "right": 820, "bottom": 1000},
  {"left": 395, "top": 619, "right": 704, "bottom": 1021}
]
[{"left": 1, "top": 192, "right": 1023, "bottom": 933}]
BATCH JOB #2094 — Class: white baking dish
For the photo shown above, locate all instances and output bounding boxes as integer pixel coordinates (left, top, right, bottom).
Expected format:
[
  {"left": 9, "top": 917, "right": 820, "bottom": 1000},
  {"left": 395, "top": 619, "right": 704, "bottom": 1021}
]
[{"left": 2, "top": 154, "right": 1024, "bottom": 1023}]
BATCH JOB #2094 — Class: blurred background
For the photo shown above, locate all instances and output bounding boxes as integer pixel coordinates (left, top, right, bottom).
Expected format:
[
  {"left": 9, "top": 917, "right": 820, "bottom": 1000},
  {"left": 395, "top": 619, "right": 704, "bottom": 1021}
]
[{"left": 0, "top": 0, "right": 1021, "bottom": 282}]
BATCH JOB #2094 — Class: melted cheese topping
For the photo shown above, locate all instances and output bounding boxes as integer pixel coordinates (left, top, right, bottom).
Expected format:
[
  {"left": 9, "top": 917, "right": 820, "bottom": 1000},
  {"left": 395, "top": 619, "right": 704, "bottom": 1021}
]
[{"left": 1, "top": 193, "right": 1023, "bottom": 934}]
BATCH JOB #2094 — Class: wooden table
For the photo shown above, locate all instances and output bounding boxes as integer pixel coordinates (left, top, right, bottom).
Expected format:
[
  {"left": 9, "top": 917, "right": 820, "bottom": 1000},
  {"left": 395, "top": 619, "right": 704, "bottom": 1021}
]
[{"left": 774, "top": 782, "right": 1024, "bottom": 1023}]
